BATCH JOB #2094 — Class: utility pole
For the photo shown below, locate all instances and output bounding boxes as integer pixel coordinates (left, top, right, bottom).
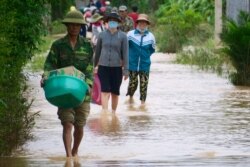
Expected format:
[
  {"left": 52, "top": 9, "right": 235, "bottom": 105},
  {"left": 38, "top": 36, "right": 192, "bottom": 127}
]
[{"left": 215, "top": 0, "right": 222, "bottom": 46}]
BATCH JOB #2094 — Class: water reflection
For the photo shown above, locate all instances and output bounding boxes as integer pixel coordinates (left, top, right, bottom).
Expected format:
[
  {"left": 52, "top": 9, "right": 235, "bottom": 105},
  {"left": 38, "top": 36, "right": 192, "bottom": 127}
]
[
  {"left": 126, "top": 101, "right": 148, "bottom": 112},
  {"left": 125, "top": 113, "right": 151, "bottom": 133},
  {"left": 87, "top": 111, "right": 121, "bottom": 136},
  {"left": 0, "top": 157, "right": 28, "bottom": 167},
  {"left": 219, "top": 86, "right": 250, "bottom": 109},
  {"left": 64, "top": 157, "right": 81, "bottom": 167}
]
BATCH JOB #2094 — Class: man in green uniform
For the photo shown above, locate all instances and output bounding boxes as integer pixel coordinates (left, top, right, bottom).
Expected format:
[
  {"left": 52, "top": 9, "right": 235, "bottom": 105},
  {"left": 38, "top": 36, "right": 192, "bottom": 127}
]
[
  {"left": 118, "top": 5, "right": 134, "bottom": 33},
  {"left": 41, "top": 7, "right": 93, "bottom": 157}
]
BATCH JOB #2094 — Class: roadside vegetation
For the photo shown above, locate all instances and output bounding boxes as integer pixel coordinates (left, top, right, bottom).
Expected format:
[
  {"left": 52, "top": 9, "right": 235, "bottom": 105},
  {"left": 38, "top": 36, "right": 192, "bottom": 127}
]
[
  {"left": 153, "top": 0, "right": 250, "bottom": 86},
  {"left": 221, "top": 11, "right": 250, "bottom": 85},
  {"left": 0, "top": 0, "right": 49, "bottom": 156},
  {"left": 154, "top": 0, "right": 214, "bottom": 53},
  {"left": 0, "top": 0, "right": 73, "bottom": 156},
  {"left": 153, "top": 0, "right": 240, "bottom": 80},
  {"left": 26, "top": 36, "right": 56, "bottom": 72}
]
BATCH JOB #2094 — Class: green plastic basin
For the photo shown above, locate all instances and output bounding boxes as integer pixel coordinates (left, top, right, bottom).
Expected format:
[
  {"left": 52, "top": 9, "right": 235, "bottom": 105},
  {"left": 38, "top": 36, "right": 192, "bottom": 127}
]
[{"left": 43, "top": 75, "right": 88, "bottom": 108}]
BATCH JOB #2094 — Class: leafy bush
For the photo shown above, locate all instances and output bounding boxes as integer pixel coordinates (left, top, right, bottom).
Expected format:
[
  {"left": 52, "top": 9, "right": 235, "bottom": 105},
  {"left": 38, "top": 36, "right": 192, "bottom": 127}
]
[
  {"left": 27, "top": 37, "right": 53, "bottom": 72},
  {"left": 155, "top": 2, "right": 203, "bottom": 52},
  {"left": 154, "top": 0, "right": 214, "bottom": 53},
  {"left": 110, "top": 0, "right": 162, "bottom": 13},
  {"left": 176, "top": 38, "right": 230, "bottom": 75},
  {"left": 221, "top": 11, "right": 250, "bottom": 85},
  {"left": 156, "top": 0, "right": 214, "bottom": 24},
  {"left": 0, "top": 0, "right": 48, "bottom": 155},
  {"left": 50, "top": 0, "right": 75, "bottom": 21},
  {"left": 51, "top": 20, "right": 66, "bottom": 35}
]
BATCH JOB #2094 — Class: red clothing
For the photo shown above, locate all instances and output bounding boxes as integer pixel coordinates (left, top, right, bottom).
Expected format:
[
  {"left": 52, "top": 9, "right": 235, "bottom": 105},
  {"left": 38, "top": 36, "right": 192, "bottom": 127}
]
[
  {"left": 101, "top": 0, "right": 106, "bottom": 6},
  {"left": 128, "top": 12, "right": 139, "bottom": 28}
]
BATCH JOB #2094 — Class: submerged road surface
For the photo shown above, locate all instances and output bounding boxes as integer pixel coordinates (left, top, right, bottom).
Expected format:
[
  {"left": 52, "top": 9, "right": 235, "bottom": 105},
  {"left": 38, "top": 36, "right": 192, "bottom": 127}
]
[{"left": 2, "top": 53, "right": 250, "bottom": 167}]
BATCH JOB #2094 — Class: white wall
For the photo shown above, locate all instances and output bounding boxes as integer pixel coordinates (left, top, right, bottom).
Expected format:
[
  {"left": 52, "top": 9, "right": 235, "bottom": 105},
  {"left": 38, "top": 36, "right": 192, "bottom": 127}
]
[
  {"left": 75, "top": 0, "right": 89, "bottom": 9},
  {"left": 226, "top": 0, "right": 250, "bottom": 22}
]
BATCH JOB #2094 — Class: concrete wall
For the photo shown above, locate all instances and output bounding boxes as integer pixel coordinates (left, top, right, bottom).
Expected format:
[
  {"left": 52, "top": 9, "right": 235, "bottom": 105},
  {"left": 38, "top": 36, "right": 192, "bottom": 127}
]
[
  {"left": 75, "top": 0, "right": 88, "bottom": 9},
  {"left": 226, "top": 0, "right": 250, "bottom": 21}
]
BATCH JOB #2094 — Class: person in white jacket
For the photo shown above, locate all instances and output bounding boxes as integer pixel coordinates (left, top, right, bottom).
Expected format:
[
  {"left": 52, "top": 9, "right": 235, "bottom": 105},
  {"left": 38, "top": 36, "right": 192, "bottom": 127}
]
[{"left": 89, "top": 13, "right": 105, "bottom": 49}]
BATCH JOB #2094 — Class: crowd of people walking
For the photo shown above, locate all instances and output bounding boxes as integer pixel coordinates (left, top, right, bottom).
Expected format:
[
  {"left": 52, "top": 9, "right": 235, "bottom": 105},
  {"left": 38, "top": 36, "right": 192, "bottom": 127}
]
[
  {"left": 41, "top": 0, "right": 156, "bottom": 157},
  {"left": 78, "top": 1, "right": 156, "bottom": 111}
]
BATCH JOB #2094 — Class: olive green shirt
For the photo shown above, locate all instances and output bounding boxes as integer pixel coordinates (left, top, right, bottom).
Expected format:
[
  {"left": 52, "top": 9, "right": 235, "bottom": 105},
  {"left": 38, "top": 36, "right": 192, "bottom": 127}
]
[
  {"left": 44, "top": 34, "right": 93, "bottom": 101},
  {"left": 119, "top": 16, "right": 134, "bottom": 33}
]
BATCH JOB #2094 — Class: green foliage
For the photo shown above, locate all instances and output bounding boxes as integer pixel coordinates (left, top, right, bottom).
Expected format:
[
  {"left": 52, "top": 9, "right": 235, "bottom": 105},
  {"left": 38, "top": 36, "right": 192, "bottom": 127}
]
[
  {"left": 50, "top": 0, "right": 75, "bottom": 21},
  {"left": 154, "top": 0, "right": 214, "bottom": 53},
  {"left": 51, "top": 20, "right": 66, "bottom": 34},
  {"left": 156, "top": 0, "right": 214, "bottom": 24},
  {"left": 28, "top": 54, "right": 47, "bottom": 72},
  {"left": 36, "top": 36, "right": 54, "bottom": 53},
  {"left": 155, "top": 2, "right": 203, "bottom": 52},
  {"left": 221, "top": 11, "right": 250, "bottom": 85},
  {"left": 27, "top": 36, "right": 55, "bottom": 72},
  {"left": 110, "top": 0, "right": 163, "bottom": 13},
  {"left": 176, "top": 38, "right": 229, "bottom": 76},
  {"left": 0, "top": 74, "right": 39, "bottom": 155},
  {"left": 0, "top": 0, "right": 48, "bottom": 155}
]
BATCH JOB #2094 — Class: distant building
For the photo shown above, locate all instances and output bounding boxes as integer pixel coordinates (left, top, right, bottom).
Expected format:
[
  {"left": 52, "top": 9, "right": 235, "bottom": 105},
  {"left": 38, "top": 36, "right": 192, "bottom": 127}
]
[{"left": 226, "top": 0, "right": 250, "bottom": 22}]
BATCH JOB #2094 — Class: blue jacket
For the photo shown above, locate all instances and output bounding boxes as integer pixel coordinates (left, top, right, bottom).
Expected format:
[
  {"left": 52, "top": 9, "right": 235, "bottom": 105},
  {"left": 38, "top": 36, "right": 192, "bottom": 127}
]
[{"left": 127, "top": 29, "right": 156, "bottom": 72}]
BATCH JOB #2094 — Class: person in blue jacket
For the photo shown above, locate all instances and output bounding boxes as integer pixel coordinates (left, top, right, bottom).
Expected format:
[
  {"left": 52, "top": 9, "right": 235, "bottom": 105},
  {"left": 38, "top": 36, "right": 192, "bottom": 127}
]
[{"left": 126, "top": 14, "right": 156, "bottom": 106}]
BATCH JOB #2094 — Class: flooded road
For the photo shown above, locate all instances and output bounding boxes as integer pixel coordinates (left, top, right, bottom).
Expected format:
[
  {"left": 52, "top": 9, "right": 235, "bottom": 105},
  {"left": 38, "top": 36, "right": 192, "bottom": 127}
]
[{"left": 3, "top": 53, "right": 250, "bottom": 167}]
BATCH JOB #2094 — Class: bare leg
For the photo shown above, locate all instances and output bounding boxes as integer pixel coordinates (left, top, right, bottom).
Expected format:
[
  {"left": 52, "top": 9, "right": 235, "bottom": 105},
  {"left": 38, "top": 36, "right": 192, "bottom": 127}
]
[
  {"left": 129, "top": 96, "right": 134, "bottom": 104},
  {"left": 72, "top": 125, "right": 83, "bottom": 157},
  {"left": 101, "top": 92, "right": 110, "bottom": 111},
  {"left": 62, "top": 122, "right": 73, "bottom": 157},
  {"left": 111, "top": 93, "right": 119, "bottom": 113}
]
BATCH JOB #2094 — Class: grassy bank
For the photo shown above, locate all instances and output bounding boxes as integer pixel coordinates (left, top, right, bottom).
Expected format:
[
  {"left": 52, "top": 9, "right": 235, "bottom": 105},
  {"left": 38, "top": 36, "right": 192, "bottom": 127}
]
[
  {"left": 175, "top": 38, "right": 233, "bottom": 77},
  {"left": 26, "top": 35, "right": 58, "bottom": 72}
]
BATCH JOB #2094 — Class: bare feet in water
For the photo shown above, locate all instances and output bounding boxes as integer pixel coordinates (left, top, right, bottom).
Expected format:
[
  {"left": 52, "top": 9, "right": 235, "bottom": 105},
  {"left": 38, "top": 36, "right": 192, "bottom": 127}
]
[
  {"left": 72, "top": 149, "right": 78, "bottom": 157},
  {"left": 129, "top": 97, "right": 135, "bottom": 104},
  {"left": 139, "top": 101, "right": 147, "bottom": 111}
]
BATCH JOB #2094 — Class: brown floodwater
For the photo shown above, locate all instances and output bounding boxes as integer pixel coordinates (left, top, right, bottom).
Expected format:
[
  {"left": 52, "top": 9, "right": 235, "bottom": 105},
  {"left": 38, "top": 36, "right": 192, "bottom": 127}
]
[{"left": 2, "top": 53, "right": 250, "bottom": 167}]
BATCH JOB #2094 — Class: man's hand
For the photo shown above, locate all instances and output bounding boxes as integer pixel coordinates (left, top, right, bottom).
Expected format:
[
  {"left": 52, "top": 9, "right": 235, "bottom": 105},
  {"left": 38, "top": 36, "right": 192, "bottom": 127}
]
[
  {"left": 124, "top": 75, "right": 128, "bottom": 80},
  {"left": 88, "top": 86, "right": 92, "bottom": 95},
  {"left": 94, "top": 67, "right": 98, "bottom": 74},
  {"left": 40, "top": 77, "right": 46, "bottom": 88}
]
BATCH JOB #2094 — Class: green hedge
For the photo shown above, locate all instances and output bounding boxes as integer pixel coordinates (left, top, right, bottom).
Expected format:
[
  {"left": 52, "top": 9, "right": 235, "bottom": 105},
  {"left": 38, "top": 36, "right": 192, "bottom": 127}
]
[
  {"left": 0, "top": 0, "right": 48, "bottom": 156},
  {"left": 221, "top": 11, "right": 250, "bottom": 85}
]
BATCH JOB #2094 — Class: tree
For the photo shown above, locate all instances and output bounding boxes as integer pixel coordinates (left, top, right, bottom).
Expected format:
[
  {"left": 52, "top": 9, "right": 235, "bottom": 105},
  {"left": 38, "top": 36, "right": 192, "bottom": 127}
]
[
  {"left": 0, "top": 0, "right": 48, "bottom": 156},
  {"left": 51, "top": 0, "right": 75, "bottom": 21}
]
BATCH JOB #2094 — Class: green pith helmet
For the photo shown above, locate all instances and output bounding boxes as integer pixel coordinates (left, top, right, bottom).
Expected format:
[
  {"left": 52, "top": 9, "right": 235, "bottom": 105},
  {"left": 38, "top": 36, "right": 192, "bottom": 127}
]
[{"left": 62, "top": 7, "right": 86, "bottom": 25}]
